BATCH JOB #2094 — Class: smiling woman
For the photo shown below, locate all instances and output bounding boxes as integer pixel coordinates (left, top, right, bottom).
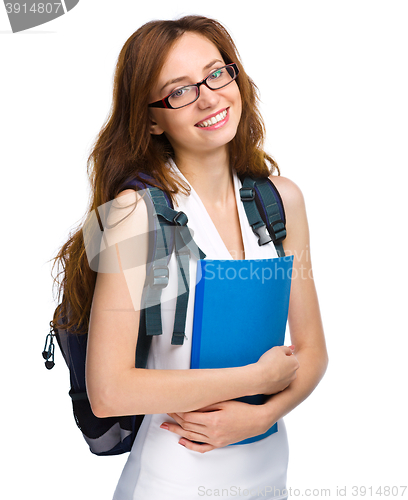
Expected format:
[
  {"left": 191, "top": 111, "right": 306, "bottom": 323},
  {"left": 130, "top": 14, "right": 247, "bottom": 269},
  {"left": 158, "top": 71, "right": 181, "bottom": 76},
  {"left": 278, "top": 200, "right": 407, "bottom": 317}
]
[
  {"left": 148, "top": 33, "right": 242, "bottom": 160},
  {"left": 51, "top": 14, "right": 327, "bottom": 500}
]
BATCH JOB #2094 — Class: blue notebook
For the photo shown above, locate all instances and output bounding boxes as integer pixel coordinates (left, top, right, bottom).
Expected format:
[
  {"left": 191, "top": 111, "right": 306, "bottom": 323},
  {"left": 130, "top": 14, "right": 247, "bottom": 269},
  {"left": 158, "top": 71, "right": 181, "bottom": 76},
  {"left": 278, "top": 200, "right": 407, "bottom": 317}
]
[{"left": 190, "top": 256, "right": 293, "bottom": 445}]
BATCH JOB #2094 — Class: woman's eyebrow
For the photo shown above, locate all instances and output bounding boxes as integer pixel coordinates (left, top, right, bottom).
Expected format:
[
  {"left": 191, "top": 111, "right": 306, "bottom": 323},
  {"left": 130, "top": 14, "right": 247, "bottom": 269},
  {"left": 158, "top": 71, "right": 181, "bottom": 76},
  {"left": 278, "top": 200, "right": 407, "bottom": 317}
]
[{"left": 160, "top": 59, "right": 224, "bottom": 92}]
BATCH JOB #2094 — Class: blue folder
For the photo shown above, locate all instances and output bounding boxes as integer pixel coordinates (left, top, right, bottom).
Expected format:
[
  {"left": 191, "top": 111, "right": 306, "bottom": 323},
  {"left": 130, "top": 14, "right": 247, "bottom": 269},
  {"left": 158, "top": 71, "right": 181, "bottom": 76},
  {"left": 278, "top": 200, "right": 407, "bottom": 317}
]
[{"left": 190, "top": 256, "right": 293, "bottom": 445}]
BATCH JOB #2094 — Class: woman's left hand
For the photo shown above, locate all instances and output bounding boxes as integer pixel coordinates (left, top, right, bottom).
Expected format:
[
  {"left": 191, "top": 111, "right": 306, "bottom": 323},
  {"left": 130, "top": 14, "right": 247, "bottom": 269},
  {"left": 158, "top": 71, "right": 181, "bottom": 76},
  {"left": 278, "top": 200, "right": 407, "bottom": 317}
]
[{"left": 162, "top": 400, "right": 272, "bottom": 453}]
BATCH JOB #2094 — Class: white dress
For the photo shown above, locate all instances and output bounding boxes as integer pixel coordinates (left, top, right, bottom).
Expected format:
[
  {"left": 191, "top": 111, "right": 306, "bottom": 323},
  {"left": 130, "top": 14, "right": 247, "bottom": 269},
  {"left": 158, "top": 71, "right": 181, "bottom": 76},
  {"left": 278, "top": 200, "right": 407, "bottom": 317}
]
[{"left": 113, "top": 165, "right": 289, "bottom": 500}]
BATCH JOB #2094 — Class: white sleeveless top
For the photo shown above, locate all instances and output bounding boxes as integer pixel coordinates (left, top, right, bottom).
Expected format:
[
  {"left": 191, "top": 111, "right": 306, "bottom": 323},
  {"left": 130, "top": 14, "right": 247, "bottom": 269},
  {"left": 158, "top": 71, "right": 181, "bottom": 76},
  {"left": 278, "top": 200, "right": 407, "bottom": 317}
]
[{"left": 113, "top": 164, "right": 289, "bottom": 500}]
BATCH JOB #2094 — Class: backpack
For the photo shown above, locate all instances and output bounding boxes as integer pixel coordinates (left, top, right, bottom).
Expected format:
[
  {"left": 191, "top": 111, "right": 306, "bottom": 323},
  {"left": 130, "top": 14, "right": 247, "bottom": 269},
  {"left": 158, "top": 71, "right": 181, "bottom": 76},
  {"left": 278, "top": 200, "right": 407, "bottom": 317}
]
[{"left": 42, "top": 174, "right": 287, "bottom": 456}]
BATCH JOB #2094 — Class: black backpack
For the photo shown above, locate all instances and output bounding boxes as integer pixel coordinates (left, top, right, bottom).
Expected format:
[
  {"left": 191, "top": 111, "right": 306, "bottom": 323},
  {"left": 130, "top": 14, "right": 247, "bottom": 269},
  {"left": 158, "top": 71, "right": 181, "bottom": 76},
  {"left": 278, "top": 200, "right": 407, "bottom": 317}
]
[{"left": 42, "top": 174, "right": 286, "bottom": 456}]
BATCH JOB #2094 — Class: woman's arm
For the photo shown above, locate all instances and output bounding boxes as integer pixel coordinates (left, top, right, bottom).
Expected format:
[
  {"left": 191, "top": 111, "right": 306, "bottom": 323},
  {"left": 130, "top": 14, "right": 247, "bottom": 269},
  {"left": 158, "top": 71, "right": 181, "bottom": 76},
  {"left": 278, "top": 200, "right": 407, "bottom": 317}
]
[
  {"left": 85, "top": 189, "right": 299, "bottom": 419},
  {"left": 161, "top": 176, "right": 328, "bottom": 452},
  {"left": 259, "top": 175, "right": 328, "bottom": 425}
]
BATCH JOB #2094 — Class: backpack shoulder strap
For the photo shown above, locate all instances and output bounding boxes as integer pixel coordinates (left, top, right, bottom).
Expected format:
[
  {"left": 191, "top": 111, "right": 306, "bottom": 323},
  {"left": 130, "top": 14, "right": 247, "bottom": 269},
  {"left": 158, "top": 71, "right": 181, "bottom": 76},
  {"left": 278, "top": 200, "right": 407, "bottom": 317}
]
[
  {"left": 120, "top": 177, "right": 205, "bottom": 352},
  {"left": 145, "top": 186, "right": 205, "bottom": 346},
  {"left": 239, "top": 176, "right": 287, "bottom": 257}
]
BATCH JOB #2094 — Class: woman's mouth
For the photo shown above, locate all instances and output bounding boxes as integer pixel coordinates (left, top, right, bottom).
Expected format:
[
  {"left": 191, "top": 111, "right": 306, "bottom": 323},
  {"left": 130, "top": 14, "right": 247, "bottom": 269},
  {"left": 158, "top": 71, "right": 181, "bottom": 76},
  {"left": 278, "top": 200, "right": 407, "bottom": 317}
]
[{"left": 195, "top": 108, "right": 229, "bottom": 129}]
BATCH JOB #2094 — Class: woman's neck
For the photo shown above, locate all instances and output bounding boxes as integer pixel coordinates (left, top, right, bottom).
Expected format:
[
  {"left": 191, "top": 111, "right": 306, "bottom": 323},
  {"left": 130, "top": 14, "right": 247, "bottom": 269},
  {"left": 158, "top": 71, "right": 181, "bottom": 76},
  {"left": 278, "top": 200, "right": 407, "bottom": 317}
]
[{"left": 174, "top": 147, "right": 234, "bottom": 208}]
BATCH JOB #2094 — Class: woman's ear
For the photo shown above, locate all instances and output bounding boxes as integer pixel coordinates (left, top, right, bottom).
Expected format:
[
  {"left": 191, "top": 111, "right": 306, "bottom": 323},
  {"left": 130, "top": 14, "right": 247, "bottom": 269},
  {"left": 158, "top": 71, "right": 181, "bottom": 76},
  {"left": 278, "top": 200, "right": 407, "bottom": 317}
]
[{"left": 149, "top": 112, "right": 164, "bottom": 135}]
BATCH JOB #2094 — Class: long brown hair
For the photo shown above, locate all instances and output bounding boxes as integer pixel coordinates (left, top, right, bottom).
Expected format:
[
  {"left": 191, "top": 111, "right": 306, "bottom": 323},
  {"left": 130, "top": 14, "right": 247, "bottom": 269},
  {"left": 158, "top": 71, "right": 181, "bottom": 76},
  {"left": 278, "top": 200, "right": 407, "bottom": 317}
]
[{"left": 51, "top": 15, "right": 279, "bottom": 333}]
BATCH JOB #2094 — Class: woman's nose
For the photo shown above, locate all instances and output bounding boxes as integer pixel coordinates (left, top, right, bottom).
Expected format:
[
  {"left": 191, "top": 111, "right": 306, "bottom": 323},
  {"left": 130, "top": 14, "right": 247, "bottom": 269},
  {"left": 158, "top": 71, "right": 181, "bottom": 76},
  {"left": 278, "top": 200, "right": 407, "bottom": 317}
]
[{"left": 196, "top": 85, "right": 220, "bottom": 109}]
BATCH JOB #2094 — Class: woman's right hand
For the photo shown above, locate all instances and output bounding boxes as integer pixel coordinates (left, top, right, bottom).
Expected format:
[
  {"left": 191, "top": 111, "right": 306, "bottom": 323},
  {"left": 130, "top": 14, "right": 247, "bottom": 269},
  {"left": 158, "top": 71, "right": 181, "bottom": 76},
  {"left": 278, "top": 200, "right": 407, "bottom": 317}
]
[{"left": 255, "top": 345, "right": 299, "bottom": 395}]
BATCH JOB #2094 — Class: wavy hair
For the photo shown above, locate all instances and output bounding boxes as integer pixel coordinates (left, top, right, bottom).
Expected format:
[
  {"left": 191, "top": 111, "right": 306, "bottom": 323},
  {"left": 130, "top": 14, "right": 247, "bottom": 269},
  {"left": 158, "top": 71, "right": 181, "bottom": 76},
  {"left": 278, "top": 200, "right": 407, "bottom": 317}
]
[{"left": 51, "top": 15, "right": 279, "bottom": 333}]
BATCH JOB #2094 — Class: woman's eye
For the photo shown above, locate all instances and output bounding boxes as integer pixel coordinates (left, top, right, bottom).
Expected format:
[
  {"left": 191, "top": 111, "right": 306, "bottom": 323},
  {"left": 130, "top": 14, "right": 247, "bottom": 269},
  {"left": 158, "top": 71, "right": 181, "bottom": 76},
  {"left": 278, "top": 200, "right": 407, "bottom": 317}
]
[
  {"left": 209, "top": 69, "right": 223, "bottom": 80},
  {"left": 171, "top": 87, "right": 188, "bottom": 98}
]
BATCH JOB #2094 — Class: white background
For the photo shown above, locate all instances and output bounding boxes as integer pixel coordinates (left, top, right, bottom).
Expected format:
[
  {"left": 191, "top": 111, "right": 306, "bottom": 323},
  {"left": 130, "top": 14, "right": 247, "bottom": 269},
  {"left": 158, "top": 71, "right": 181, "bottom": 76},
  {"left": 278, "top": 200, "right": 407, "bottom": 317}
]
[{"left": 1, "top": 1, "right": 407, "bottom": 498}]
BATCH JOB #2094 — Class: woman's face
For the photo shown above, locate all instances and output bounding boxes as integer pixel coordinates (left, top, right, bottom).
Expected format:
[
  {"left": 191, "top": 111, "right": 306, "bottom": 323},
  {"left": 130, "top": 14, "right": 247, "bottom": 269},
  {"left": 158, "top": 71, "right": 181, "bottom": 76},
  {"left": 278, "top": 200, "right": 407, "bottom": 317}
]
[{"left": 148, "top": 32, "right": 242, "bottom": 161}]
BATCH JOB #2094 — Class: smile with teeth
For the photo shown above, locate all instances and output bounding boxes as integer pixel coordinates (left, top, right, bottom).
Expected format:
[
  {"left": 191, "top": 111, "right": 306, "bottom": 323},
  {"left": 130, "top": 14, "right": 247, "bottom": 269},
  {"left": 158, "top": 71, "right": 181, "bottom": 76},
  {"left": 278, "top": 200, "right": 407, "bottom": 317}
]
[{"left": 196, "top": 109, "right": 228, "bottom": 128}]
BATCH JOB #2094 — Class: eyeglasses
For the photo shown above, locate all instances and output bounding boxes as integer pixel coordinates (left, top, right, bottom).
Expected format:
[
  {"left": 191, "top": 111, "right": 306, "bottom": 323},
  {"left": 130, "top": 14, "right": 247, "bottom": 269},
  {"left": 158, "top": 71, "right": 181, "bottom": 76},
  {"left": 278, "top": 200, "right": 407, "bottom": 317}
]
[{"left": 148, "top": 63, "right": 239, "bottom": 109}]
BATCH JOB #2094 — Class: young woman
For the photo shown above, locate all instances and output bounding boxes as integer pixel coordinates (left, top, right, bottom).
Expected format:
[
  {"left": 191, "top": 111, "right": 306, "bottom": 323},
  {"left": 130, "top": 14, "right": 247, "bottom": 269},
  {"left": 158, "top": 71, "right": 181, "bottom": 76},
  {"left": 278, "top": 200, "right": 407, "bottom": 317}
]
[{"left": 53, "top": 15, "right": 327, "bottom": 500}]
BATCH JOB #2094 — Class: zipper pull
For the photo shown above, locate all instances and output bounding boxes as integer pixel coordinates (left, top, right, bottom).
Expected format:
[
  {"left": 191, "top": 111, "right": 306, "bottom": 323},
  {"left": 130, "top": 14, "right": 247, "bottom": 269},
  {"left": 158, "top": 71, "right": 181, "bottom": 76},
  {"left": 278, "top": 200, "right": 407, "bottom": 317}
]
[{"left": 42, "top": 322, "right": 56, "bottom": 370}]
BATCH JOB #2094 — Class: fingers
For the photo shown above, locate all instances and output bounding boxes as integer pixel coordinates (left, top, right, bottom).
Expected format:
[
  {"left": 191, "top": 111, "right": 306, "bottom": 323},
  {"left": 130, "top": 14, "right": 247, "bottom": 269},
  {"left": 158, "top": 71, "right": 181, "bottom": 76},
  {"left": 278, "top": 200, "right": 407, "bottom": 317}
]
[
  {"left": 168, "top": 411, "right": 205, "bottom": 427},
  {"left": 281, "top": 345, "right": 296, "bottom": 356},
  {"left": 166, "top": 412, "right": 204, "bottom": 431},
  {"left": 161, "top": 409, "right": 228, "bottom": 450},
  {"left": 168, "top": 410, "right": 215, "bottom": 426},
  {"left": 160, "top": 420, "right": 210, "bottom": 445},
  {"left": 178, "top": 439, "right": 215, "bottom": 454},
  {"left": 161, "top": 414, "right": 209, "bottom": 443}
]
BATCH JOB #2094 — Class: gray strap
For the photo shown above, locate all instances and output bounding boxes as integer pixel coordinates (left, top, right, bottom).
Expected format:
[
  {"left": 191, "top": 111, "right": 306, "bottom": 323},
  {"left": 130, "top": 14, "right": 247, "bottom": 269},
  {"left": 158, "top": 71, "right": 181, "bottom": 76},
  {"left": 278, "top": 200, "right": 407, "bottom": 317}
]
[
  {"left": 144, "top": 188, "right": 205, "bottom": 344},
  {"left": 240, "top": 177, "right": 286, "bottom": 257},
  {"left": 253, "top": 178, "right": 286, "bottom": 257},
  {"left": 171, "top": 230, "right": 190, "bottom": 345},
  {"left": 240, "top": 177, "right": 272, "bottom": 246}
]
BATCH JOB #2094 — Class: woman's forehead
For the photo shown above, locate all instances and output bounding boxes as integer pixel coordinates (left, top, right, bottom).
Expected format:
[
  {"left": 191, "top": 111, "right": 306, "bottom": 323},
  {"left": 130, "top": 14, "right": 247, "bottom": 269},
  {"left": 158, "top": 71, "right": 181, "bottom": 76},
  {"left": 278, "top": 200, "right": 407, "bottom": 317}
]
[{"left": 159, "top": 32, "right": 224, "bottom": 82}]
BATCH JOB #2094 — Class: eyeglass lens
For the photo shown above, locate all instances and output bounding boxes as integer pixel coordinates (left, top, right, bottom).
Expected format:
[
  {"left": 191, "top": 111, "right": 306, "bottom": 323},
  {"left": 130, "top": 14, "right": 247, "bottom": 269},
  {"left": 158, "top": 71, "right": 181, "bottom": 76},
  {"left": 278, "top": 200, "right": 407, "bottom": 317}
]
[{"left": 168, "top": 65, "right": 237, "bottom": 109}]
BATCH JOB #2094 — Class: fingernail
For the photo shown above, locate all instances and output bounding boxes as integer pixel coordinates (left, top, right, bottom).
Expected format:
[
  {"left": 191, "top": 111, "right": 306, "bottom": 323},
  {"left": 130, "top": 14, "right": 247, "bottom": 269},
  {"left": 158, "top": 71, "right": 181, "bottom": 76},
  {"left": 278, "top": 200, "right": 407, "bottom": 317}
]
[
  {"left": 289, "top": 345, "right": 295, "bottom": 350},
  {"left": 160, "top": 423, "right": 169, "bottom": 430},
  {"left": 178, "top": 440, "right": 186, "bottom": 447}
]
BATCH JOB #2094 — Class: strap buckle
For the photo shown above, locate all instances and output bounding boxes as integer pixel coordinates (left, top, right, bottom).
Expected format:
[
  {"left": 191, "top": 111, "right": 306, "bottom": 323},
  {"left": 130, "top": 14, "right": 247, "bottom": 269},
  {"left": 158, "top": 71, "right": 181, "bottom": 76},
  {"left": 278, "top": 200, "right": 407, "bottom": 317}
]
[
  {"left": 270, "top": 220, "right": 286, "bottom": 242},
  {"left": 239, "top": 187, "right": 255, "bottom": 201},
  {"left": 252, "top": 223, "right": 272, "bottom": 246},
  {"left": 151, "top": 265, "right": 169, "bottom": 289},
  {"left": 173, "top": 211, "right": 188, "bottom": 226}
]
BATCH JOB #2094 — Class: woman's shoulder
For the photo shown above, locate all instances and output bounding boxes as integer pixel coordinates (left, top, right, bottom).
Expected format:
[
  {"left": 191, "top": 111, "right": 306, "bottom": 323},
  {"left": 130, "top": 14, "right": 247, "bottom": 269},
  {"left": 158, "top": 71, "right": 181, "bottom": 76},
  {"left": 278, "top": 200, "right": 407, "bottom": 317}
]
[
  {"left": 268, "top": 175, "right": 310, "bottom": 250},
  {"left": 268, "top": 174, "right": 305, "bottom": 214},
  {"left": 104, "top": 188, "right": 149, "bottom": 243}
]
